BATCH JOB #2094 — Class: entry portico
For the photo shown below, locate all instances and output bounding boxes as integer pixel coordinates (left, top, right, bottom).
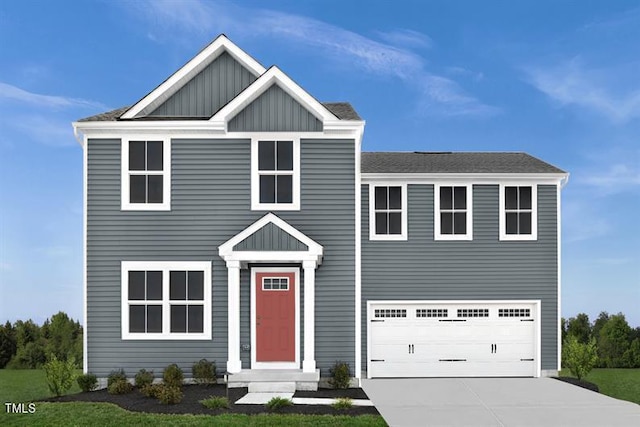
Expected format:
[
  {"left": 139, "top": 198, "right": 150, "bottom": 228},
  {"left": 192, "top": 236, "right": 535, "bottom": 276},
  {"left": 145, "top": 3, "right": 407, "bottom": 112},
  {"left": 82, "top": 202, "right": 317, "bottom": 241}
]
[{"left": 218, "top": 213, "right": 323, "bottom": 374}]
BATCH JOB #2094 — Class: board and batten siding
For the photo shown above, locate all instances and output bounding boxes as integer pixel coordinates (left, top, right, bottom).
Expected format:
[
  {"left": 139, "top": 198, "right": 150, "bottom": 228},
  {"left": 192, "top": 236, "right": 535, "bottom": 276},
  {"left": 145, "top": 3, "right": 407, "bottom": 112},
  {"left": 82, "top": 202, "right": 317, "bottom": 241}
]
[
  {"left": 361, "top": 184, "right": 558, "bottom": 373},
  {"left": 86, "top": 138, "right": 354, "bottom": 377},
  {"left": 233, "top": 223, "right": 309, "bottom": 251},
  {"left": 146, "top": 51, "right": 257, "bottom": 117},
  {"left": 228, "top": 84, "right": 323, "bottom": 132}
]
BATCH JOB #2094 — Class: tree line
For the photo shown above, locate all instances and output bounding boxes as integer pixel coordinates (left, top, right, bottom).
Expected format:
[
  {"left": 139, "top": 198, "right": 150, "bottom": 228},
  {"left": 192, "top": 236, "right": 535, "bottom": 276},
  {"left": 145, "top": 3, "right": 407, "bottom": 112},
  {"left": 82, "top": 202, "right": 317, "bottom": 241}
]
[
  {"left": 0, "top": 312, "right": 83, "bottom": 369},
  {"left": 562, "top": 311, "right": 640, "bottom": 368}
]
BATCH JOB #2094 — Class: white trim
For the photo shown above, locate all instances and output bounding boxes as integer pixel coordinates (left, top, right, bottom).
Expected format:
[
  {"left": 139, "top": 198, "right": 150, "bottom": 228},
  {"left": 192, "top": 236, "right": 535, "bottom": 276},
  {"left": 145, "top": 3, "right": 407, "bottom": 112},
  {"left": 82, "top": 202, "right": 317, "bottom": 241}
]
[
  {"left": 121, "top": 137, "right": 171, "bottom": 211},
  {"left": 302, "top": 260, "right": 316, "bottom": 373},
  {"left": 251, "top": 267, "right": 300, "bottom": 369},
  {"left": 218, "top": 213, "right": 323, "bottom": 265},
  {"left": 556, "top": 182, "right": 562, "bottom": 371},
  {"left": 368, "top": 183, "right": 408, "bottom": 241},
  {"left": 362, "top": 173, "right": 567, "bottom": 185},
  {"left": 354, "top": 127, "right": 363, "bottom": 383},
  {"left": 211, "top": 66, "right": 337, "bottom": 127},
  {"left": 499, "top": 184, "right": 538, "bottom": 241},
  {"left": 121, "top": 35, "right": 266, "bottom": 119},
  {"left": 227, "top": 261, "right": 241, "bottom": 373},
  {"left": 120, "top": 261, "right": 212, "bottom": 340},
  {"left": 434, "top": 183, "right": 473, "bottom": 241},
  {"left": 83, "top": 136, "right": 88, "bottom": 373},
  {"left": 366, "top": 299, "right": 542, "bottom": 378},
  {"left": 250, "top": 138, "right": 301, "bottom": 211}
]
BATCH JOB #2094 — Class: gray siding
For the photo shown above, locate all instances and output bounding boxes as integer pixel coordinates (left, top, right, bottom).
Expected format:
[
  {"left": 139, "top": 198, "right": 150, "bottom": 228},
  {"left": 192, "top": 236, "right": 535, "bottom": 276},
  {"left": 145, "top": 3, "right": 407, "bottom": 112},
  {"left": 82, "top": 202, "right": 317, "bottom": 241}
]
[
  {"left": 228, "top": 84, "right": 323, "bottom": 132},
  {"left": 234, "top": 223, "right": 309, "bottom": 251},
  {"left": 86, "top": 138, "right": 354, "bottom": 377},
  {"left": 361, "top": 184, "right": 558, "bottom": 373},
  {"left": 146, "top": 51, "right": 256, "bottom": 117}
]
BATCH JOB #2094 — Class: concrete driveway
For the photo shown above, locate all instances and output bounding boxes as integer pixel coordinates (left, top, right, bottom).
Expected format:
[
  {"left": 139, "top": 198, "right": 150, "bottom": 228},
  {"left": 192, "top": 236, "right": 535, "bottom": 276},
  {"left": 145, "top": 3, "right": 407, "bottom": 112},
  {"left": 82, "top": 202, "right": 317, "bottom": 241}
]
[{"left": 361, "top": 378, "right": 640, "bottom": 427}]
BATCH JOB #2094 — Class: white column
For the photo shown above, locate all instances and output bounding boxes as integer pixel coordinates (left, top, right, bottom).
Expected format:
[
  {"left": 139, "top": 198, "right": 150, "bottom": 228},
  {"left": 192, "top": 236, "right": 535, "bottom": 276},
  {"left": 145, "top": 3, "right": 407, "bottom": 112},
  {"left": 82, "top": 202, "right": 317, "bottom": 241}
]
[
  {"left": 226, "top": 260, "right": 242, "bottom": 373},
  {"left": 302, "top": 260, "right": 316, "bottom": 373}
]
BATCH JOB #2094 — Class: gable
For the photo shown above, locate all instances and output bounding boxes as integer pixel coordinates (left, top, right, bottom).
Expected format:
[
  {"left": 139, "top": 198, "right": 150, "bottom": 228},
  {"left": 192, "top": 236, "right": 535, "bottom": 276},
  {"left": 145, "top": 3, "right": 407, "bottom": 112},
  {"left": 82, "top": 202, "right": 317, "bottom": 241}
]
[
  {"left": 233, "top": 222, "right": 309, "bottom": 251},
  {"left": 146, "top": 51, "right": 256, "bottom": 118},
  {"left": 228, "top": 84, "right": 323, "bottom": 132}
]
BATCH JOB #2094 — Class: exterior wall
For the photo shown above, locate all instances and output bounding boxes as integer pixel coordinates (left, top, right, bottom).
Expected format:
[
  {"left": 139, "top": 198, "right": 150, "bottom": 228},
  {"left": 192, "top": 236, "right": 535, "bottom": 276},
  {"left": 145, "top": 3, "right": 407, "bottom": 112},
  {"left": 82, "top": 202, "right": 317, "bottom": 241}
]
[
  {"left": 86, "top": 138, "right": 354, "bottom": 377},
  {"left": 228, "top": 84, "right": 323, "bottom": 132},
  {"left": 147, "top": 51, "right": 257, "bottom": 117},
  {"left": 361, "top": 183, "right": 558, "bottom": 373},
  {"left": 233, "top": 223, "right": 308, "bottom": 251}
]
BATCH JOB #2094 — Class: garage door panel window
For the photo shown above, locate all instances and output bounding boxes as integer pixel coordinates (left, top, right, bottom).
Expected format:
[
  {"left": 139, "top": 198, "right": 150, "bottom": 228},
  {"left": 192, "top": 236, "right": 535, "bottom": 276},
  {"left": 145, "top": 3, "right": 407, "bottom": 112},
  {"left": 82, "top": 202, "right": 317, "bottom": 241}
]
[
  {"left": 370, "top": 184, "right": 407, "bottom": 240},
  {"left": 499, "top": 308, "right": 531, "bottom": 317},
  {"left": 457, "top": 308, "right": 489, "bottom": 318},
  {"left": 435, "top": 184, "right": 473, "bottom": 240},
  {"left": 500, "top": 184, "right": 537, "bottom": 241},
  {"left": 374, "top": 309, "right": 407, "bottom": 318},
  {"left": 417, "top": 308, "right": 448, "bottom": 318}
]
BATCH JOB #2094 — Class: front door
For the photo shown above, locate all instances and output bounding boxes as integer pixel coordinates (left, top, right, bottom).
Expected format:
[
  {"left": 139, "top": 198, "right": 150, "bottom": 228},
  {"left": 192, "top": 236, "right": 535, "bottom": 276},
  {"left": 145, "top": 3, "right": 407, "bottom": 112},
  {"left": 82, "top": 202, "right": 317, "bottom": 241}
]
[{"left": 255, "top": 271, "right": 296, "bottom": 362}]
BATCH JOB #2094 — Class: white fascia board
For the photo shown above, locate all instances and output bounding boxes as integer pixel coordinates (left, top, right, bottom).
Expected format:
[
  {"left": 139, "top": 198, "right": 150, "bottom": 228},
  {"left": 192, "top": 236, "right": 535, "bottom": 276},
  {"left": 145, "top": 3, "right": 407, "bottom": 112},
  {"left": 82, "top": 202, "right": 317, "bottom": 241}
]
[
  {"left": 121, "top": 35, "right": 266, "bottom": 119},
  {"left": 362, "top": 173, "right": 568, "bottom": 185},
  {"left": 211, "top": 66, "right": 336, "bottom": 127},
  {"left": 323, "top": 120, "right": 366, "bottom": 133}
]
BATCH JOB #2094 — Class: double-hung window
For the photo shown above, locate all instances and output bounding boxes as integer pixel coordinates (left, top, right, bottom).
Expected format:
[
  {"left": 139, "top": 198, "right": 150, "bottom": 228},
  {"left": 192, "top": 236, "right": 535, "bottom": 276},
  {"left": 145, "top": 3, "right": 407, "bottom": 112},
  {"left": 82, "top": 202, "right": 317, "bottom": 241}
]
[
  {"left": 121, "top": 138, "right": 171, "bottom": 211},
  {"left": 499, "top": 184, "right": 537, "bottom": 240},
  {"left": 434, "top": 184, "right": 473, "bottom": 240},
  {"left": 252, "top": 139, "right": 300, "bottom": 210},
  {"left": 369, "top": 184, "right": 407, "bottom": 240},
  {"left": 122, "top": 261, "right": 211, "bottom": 340}
]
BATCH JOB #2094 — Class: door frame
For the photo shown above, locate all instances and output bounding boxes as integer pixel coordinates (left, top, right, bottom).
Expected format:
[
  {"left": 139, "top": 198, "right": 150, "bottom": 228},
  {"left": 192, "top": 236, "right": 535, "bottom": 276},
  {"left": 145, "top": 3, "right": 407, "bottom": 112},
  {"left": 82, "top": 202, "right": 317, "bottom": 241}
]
[
  {"left": 366, "top": 299, "right": 542, "bottom": 378},
  {"left": 251, "top": 266, "right": 300, "bottom": 369}
]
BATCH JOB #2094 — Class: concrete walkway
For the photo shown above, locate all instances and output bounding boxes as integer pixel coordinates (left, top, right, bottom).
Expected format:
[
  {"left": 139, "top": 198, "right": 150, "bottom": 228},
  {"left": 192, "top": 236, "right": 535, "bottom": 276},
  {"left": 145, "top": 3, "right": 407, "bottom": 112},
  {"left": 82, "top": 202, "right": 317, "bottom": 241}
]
[{"left": 361, "top": 378, "right": 640, "bottom": 427}]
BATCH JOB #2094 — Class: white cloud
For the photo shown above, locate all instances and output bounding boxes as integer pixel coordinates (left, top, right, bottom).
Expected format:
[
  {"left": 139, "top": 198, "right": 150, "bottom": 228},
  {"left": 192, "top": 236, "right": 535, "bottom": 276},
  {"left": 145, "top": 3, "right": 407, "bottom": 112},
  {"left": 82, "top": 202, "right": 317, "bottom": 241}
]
[
  {"left": 0, "top": 262, "right": 10, "bottom": 271},
  {"left": 583, "top": 163, "right": 640, "bottom": 193},
  {"left": 10, "top": 115, "right": 78, "bottom": 147},
  {"left": 126, "top": 0, "right": 495, "bottom": 117},
  {"left": 0, "top": 82, "right": 107, "bottom": 111},
  {"left": 524, "top": 58, "right": 640, "bottom": 123}
]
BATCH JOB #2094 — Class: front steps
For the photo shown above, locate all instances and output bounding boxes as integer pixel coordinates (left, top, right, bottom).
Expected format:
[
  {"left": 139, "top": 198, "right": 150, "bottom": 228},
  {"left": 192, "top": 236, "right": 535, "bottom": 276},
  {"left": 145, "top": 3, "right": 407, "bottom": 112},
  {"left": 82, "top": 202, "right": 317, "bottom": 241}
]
[{"left": 227, "top": 369, "right": 320, "bottom": 391}]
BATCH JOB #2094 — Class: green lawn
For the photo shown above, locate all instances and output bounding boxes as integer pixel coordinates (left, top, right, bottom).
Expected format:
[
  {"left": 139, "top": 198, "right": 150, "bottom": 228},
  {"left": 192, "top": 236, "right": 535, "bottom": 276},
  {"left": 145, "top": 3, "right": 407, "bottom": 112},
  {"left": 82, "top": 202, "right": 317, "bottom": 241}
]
[
  {"left": 0, "top": 369, "right": 82, "bottom": 402},
  {"left": 560, "top": 368, "right": 640, "bottom": 405}
]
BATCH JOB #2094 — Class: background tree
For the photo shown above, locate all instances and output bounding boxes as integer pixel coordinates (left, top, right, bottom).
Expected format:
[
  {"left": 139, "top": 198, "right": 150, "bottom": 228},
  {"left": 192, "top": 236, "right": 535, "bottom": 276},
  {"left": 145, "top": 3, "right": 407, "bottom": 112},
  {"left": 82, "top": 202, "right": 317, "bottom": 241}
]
[
  {"left": 0, "top": 321, "right": 17, "bottom": 368},
  {"left": 565, "top": 313, "right": 591, "bottom": 344},
  {"left": 597, "top": 313, "right": 631, "bottom": 368}
]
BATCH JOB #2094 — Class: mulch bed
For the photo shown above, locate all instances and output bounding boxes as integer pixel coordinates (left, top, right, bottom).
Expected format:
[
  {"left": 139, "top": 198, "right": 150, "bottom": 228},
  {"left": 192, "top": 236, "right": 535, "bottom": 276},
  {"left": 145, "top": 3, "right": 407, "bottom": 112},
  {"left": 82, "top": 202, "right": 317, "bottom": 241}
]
[
  {"left": 41, "top": 384, "right": 380, "bottom": 416},
  {"left": 553, "top": 376, "right": 600, "bottom": 393}
]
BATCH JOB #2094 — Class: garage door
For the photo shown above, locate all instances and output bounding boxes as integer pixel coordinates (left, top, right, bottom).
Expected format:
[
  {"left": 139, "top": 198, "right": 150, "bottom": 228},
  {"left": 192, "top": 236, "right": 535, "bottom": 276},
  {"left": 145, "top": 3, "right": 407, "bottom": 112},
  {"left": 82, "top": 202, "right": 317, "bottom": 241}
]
[{"left": 368, "top": 301, "right": 538, "bottom": 378}]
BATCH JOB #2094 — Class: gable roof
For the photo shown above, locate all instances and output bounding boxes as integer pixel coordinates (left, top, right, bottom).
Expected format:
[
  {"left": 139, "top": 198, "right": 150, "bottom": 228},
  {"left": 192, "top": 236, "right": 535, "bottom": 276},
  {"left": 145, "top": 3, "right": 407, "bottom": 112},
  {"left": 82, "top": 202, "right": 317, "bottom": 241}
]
[{"left": 362, "top": 152, "right": 566, "bottom": 174}]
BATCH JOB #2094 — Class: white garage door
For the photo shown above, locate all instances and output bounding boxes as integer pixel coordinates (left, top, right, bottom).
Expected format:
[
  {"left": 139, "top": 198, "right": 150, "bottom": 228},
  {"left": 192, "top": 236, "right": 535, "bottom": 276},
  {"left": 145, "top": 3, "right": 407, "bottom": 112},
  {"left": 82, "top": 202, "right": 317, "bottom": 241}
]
[{"left": 368, "top": 301, "right": 539, "bottom": 378}]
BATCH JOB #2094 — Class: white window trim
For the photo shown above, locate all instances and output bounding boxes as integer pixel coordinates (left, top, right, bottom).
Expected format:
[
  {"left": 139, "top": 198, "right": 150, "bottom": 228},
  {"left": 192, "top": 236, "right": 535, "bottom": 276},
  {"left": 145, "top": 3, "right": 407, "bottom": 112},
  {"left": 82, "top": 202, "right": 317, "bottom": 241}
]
[
  {"left": 251, "top": 137, "right": 301, "bottom": 211},
  {"left": 434, "top": 183, "right": 473, "bottom": 241},
  {"left": 121, "top": 261, "right": 212, "bottom": 340},
  {"left": 369, "top": 183, "right": 408, "bottom": 241},
  {"left": 499, "top": 184, "right": 538, "bottom": 241},
  {"left": 121, "top": 137, "right": 171, "bottom": 211}
]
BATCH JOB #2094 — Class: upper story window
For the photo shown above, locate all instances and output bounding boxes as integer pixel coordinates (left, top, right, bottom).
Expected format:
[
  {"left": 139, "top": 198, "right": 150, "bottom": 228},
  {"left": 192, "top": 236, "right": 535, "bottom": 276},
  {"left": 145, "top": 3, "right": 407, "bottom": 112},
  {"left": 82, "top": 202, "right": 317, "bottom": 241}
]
[
  {"left": 251, "top": 139, "right": 300, "bottom": 210},
  {"left": 122, "top": 261, "right": 211, "bottom": 340},
  {"left": 121, "top": 138, "right": 171, "bottom": 211},
  {"left": 434, "top": 184, "right": 473, "bottom": 240},
  {"left": 369, "top": 184, "right": 407, "bottom": 241},
  {"left": 499, "top": 184, "right": 537, "bottom": 240}
]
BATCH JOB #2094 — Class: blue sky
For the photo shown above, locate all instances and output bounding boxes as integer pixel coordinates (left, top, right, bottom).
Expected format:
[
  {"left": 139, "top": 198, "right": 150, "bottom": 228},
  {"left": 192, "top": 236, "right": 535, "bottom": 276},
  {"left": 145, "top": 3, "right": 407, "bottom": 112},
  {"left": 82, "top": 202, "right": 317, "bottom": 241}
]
[{"left": 0, "top": 0, "right": 638, "bottom": 327}]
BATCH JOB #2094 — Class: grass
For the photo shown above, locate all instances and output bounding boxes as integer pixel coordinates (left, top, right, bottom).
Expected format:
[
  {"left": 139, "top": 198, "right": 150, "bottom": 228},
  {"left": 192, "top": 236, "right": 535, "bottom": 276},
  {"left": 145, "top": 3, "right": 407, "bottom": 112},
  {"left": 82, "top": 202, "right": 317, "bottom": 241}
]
[
  {"left": 200, "top": 396, "right": 230, "bottom": 410},
  {"left": 0, "top": 402, "right": 387, "bottom": 426},
  {"left": 560, "top": 368, "right": 640, "bottom": 405},
  {"left": 0, "top": 369, "right": 82, "bottom": 402}
]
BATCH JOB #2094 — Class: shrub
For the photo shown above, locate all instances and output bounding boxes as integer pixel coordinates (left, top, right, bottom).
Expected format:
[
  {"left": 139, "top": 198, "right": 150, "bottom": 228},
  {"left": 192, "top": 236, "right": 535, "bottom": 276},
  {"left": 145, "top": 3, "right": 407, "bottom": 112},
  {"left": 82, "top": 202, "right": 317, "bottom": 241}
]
[
  {"left": 108, "top": 379, "right": 133, "bottom": 395},
  {"left": 328, "top": 361, "right": 351, "bottom": 389},
  {"left": 107, "top": 369, "right": 127, "bottom": 388},
  {"left": 76, "top": 373, "right": 98, "bottom": 392},
  {"left": 200, "top": 396, "right": 229, "bottom": 409},
  {"left": 135, "top": 369, "right": 154, "bottom": 388},
  {"left": 43, "top": 354, "right": 77, "bottom": 397},
  {"left": 141, "top": 383, "right": 162, "bottom": 398},
  {"left": 192, "top": 359, "right": 217, "bottom": 385},
  {"left": 331, "top": 397, "right": 353, "bottom": 410},
  {"left": 163, "top": 363, "right": 184, "bottom": 387},
  {"left": 623, "top": 338, "right": 640, "bottom": 368},
  {"left": 157, "top": 384, "right": 183, "bottom": 404},
  {"left": 265, "top": 396, "right": 293, "bottom": 411},
  {"left": 563, "top": 335, "right": 598, "bottom": 380}
]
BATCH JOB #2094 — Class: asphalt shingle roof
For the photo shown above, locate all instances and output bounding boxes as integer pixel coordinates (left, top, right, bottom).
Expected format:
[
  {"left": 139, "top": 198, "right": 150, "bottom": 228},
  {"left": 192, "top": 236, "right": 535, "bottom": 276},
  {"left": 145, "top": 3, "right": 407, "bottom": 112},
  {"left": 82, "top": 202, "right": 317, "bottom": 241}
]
[
  {"left": 362, "top": 152, "right": 566, "bottom": 174},
  {"left": 77, "top": 102, "right": 360, "bottom": 122}
]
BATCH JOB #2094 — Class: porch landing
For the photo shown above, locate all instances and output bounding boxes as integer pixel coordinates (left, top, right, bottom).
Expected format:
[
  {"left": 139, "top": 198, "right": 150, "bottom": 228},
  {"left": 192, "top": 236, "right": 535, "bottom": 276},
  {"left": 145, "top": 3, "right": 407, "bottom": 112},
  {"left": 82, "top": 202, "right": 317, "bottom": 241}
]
[{"left": 226, "top": 369, "right": 320, "bottom": 391}]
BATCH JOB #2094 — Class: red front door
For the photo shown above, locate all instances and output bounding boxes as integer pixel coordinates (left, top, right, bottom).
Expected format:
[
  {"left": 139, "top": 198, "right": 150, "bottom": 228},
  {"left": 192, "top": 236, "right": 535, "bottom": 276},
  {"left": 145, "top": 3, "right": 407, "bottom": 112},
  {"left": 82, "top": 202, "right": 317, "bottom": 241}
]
[{"left": 255, "top": 272, "right": 296, "bottom": 362}]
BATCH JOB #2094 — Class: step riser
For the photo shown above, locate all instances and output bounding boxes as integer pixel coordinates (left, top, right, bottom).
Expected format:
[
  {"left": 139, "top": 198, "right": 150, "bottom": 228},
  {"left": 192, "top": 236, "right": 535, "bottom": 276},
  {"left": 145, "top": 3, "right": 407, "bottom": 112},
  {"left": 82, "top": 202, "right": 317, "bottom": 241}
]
[{"left": 248, "top": 382, "right": 296, "bottom": 393}]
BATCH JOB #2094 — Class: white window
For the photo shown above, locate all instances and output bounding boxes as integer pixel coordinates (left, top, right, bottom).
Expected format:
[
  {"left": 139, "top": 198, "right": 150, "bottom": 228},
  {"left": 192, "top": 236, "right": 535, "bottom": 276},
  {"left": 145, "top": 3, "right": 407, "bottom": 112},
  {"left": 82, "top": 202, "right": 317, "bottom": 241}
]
[
  {"left": 121, "top": 138, "right": 171, "bottom": 211},
  {"left": 121, "top": 261, "right": 211, "bottom": 340},
  {"left": 434, "top": 184, "right": 473, "bottom": 240},
  {"left": 251, "top": 138, "right": 300, "bottom": 210},
  {"left": 369, "top": 184, "right": 407, "bottom": 240},
  {"left": 499, "top": 184, "right": 537, "bottom": 240}
]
